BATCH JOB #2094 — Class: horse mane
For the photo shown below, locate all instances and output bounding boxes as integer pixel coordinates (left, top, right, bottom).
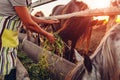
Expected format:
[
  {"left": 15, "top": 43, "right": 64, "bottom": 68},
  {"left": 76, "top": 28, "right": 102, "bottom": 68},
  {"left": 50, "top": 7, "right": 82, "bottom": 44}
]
[
  {"left": 51, "top": 5, "right": 65, "bottom": 15},
  {"left": 62, "top": 1, "right": 88, "bottom": 14}
]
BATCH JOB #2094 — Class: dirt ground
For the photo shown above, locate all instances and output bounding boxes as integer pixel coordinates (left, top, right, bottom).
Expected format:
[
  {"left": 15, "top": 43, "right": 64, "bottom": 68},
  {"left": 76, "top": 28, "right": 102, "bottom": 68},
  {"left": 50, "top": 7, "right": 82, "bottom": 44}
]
[
  {"left": 75, "top": 24, "right": 107, "bottom": 55},
  {"left": 89, "top": 25, "right": 106, "bottom": 52}
]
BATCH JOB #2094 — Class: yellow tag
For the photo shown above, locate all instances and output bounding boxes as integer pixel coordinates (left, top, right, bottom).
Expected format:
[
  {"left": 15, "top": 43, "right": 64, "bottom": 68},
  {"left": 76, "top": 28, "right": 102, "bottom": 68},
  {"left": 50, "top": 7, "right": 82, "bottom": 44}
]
[{"left": 2, "top": 29, "right": 18, "bottom": 47}]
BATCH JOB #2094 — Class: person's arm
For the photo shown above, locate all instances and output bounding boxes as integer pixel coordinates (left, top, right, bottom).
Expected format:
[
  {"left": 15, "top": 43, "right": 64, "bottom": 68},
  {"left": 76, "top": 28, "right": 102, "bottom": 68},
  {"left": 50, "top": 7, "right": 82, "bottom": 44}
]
[
  {"left": 31, "top": 15, "right": 59, "bottom": 24},
  {"left": 14, "top": 6, "right": 55, "bottom": 42}
]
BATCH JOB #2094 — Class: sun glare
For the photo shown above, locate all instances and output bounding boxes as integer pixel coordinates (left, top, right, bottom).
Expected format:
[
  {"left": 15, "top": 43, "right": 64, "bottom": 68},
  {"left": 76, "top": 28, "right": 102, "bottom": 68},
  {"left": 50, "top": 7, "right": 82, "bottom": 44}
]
[
  {"left": 70, "top": 0, "right": 120, "bottom": 23},
  {"left": 93, "top": 16, "right": 109, "bottom": 23},
  {"left": 88, "top": 0, "right": 110, "bottom": 9},
  {"left": 84, "top": 0, "right": 111, "bottom": 22},
  {"left": 116, "top": 15, "right": 120, "bottom": 23}
]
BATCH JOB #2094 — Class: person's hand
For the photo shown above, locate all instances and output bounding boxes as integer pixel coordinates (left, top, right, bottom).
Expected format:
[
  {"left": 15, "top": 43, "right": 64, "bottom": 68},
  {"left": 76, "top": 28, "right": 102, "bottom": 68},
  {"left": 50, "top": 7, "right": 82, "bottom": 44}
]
[
  {"left": 46, "top": 33, "right": 56, "bottom": 43},
  {"left": 46, "top": 19, "right": 59, "bottom": 24}
]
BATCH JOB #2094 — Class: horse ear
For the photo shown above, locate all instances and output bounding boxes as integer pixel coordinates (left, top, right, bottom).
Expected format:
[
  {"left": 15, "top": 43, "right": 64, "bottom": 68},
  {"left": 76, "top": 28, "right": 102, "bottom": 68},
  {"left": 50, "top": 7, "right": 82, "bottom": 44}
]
[{"left": 83, "top": 54, "right": 92, "bottom": 73}]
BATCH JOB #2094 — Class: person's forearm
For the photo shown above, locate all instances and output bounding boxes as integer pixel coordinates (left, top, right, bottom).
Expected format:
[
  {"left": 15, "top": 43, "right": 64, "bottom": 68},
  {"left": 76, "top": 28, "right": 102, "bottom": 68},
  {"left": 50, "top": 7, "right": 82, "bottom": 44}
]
[
  {"left": 14, "top": 6, "right": 55, "bottom": 42},
  {"left": 31, "top": 15, "right": 59, "bottom": 24},
  {"left": 25, "top": 21, "right": 48, "bottom": 37},
  {"left": 31, "top": 15, "right": 49, "bottom": 24}
]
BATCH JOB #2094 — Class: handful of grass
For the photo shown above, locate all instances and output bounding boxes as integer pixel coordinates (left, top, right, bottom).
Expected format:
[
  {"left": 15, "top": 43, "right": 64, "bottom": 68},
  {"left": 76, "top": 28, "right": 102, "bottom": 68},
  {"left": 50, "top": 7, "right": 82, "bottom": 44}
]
[
  {"left": 37, "top": 34, "right": 65, "bottom": 79},
  {"left": 43, "top": 33, "right": 65, "bottom": 57}
]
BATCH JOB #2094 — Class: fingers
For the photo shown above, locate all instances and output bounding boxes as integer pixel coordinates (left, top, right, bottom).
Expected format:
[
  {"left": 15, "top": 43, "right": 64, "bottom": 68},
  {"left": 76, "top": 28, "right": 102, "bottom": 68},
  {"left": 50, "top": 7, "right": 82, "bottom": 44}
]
[
  {"left": 49, "top": 37, "right": 55, "bottom": 43},
  {"left": 46, "top": 33, "right": 55, "bottom": 43}
]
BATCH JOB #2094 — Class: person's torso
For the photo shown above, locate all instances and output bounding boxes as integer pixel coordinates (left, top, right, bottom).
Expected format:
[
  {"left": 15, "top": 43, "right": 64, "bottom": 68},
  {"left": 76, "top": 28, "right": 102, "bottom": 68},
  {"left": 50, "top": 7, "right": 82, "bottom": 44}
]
[
  {"left": 0, "top": 0, "right": 32, "bottom": 47},
  {"left": 0, "top": 0, "right": 16, "bottom": 16},
  {"left": 0, "top": 0, "right": 32, "bottom": 16}
]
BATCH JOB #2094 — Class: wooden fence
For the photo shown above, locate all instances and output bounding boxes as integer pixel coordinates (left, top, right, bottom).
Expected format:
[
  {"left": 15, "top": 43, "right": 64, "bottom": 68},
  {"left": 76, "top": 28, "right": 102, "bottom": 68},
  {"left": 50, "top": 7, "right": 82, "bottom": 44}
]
[{"left": 38, "top": 6, "right": 120, "bottom": 20}]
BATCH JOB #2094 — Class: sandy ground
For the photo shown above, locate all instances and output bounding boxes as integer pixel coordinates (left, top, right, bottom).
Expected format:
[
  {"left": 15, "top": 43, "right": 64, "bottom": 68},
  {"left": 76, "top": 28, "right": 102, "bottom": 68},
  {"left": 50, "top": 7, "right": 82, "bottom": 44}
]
[
  {"left": 75, "top": 24, "right": 107, "bottom": 55},
  {"left": 89, "top": 25, "right": 106, "bottom": 52}
]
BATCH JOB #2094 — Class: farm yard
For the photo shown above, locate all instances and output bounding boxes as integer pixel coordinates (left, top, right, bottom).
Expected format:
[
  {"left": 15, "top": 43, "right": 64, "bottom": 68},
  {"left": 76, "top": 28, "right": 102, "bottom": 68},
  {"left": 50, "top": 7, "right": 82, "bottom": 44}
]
[
  {"left": 17, "top": 0, "right": 120, "bottom": 80},
  {"left": 17, "top": 23, "right": 106, "bottom": 80}
]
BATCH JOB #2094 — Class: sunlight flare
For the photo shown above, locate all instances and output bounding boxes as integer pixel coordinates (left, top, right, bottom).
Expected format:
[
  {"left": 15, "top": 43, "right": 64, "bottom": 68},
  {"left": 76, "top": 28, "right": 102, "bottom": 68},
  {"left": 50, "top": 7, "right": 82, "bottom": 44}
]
[{"left": 85, "top": 0, "right": 111, "bottom": 22}]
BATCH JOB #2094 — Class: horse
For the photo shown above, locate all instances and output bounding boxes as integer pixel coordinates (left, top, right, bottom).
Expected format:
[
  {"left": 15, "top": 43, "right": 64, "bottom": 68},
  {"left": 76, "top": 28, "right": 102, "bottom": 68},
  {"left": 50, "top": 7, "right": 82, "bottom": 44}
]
[
  {"left": 65, "top": 23, "right": 120, "bottom": 80},
  {"left": 51, "top": 0, "right": 103, "bottom": 63}
]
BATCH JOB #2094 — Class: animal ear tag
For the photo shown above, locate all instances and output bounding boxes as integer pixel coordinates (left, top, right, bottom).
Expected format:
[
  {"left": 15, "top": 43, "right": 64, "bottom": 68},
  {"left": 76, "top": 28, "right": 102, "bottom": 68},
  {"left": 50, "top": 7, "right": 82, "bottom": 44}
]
[{"left": 83, "top": 54, "right": 92, "bottom": 73}]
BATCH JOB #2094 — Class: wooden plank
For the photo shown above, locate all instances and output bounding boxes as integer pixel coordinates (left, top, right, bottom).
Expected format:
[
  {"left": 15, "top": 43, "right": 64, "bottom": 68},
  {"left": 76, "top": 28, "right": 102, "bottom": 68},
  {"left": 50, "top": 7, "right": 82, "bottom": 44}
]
[
  {"left": 16, "top": 58, "right": 30, "bottom": 80},
  {"left": 38, "top": 6, "right": 120, "bottom": 20},
  {"left": 18, "top": 33, "right": 76, "bottom": 79},
  {"left": 32, "top": 0, "right": 56, "bottom": 8}
]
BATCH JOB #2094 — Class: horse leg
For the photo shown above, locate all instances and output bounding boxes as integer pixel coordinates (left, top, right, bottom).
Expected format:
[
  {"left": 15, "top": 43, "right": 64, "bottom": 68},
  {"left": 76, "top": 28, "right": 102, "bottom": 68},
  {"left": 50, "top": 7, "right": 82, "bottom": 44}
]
[
  {"left": 64, "top": 40, "right": 78, "bottom": 63},
  {"left": 62, "top": 40, "right": 70, "bottom": 61},
  {"left": 63, "top": 40, "right": 75, "bottom": 63},
  {"left": 69, "top": 41, "right": 77, "bottom": 63},
  {"left": 84, "top": 26, "right": 92, "bottom": 54},
  {"left": 37, "top": 34, "right": 41, "bottom": 46},
  {"left": 70, "top": 47, "right": 76, "bottom": 63},
  {"left": 64, "top": 45, "right": 71, "bottom": 61}
]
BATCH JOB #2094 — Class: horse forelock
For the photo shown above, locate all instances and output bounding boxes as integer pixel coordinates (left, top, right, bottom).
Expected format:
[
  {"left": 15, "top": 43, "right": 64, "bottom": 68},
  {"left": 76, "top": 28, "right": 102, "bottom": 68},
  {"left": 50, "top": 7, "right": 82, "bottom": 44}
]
[{"left": 52, "top": 5, "right": 65, "bottom": 15}]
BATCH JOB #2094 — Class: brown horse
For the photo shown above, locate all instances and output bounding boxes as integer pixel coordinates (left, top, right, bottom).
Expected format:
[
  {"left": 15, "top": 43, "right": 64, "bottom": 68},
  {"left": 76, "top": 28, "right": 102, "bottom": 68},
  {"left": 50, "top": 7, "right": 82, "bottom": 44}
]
[{"left": 51, "top": 0, "right": 101, "bottom": 63}]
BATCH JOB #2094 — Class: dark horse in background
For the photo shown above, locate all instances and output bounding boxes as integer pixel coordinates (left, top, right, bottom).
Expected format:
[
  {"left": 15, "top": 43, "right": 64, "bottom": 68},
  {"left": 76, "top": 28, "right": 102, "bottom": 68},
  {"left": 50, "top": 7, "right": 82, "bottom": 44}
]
[{"left": 51, "top": 0, "right": 103, "bottom": 63}]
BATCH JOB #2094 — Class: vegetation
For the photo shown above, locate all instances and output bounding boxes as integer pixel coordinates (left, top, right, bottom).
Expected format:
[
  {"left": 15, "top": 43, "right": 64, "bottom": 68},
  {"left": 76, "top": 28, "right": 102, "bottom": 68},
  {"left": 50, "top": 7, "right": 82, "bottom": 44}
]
[
  {"left": 17, "top": 34, "right": 65, "bottom": 80},
  {"left": 42, "top": 33, "right": 65, "bottom": 57},
  {"left": 18, "top": 49, "right": 54, "bottom": 80}
]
